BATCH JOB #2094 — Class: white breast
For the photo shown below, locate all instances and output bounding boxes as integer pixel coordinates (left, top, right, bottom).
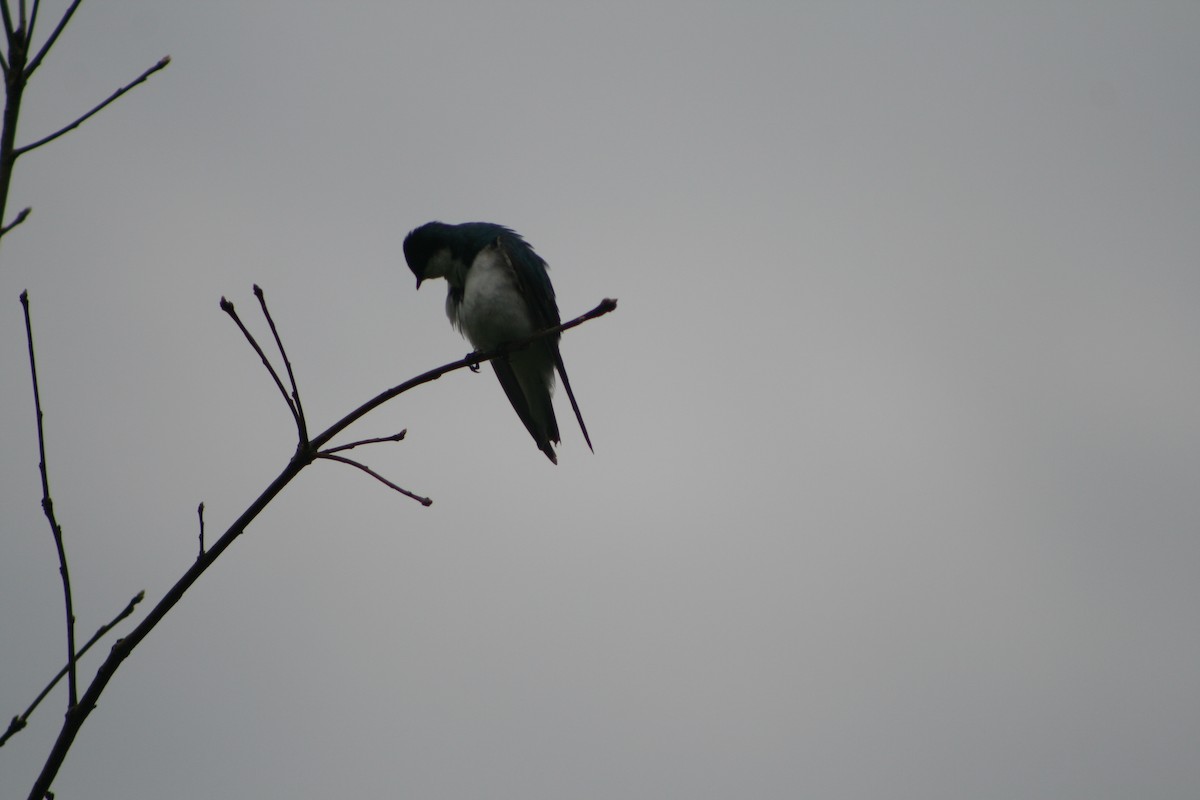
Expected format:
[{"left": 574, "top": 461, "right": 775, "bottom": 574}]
[{"left": 456, "top": 245, "right": 536, "bottom": 351}]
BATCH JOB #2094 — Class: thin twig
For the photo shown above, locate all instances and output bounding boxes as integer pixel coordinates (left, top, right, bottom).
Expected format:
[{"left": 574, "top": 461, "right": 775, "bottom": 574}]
[
  {"left": 316, "top": 452, "right": 432, "bottom": 506},
  {"left": 1, "top": 204, "right": 29, "bottom": 235},
  {"left": 12, "top": 55, "right": 170, "bottom": 157},
  {"left": 319, "top": 431, "right": 406, "bottom": 456},
  {"left": 20, "top": 290, "right": 79, "bottom": 710},
  {"left": 21, "top": 0, "right": 80, "bottom": 77},
  {"left": 1, "top": 0, "right": 15, "bottom": 39},
  {"left": 220, "top": 296, "right": 302, "bottom": 434},
  {"left": 0, "top": 590, "right": 143, "bottom": 748},
  {"left": 197, "top": 502, "right": 205, "bottom": 560},
  {"left": 26, "top": 0, "right": 38, "bottom": 43},
  {"left": 254, "top": 284, "right": 307, "bottom": 443}
]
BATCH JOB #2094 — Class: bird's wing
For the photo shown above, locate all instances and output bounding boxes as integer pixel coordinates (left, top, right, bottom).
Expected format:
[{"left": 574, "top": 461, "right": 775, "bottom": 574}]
[
  {"left": 497, "top": 235, "right": 593, "bottom": 452},
  {"left": 496, "top": 233, "right": 559, "bottom": 329},
  {"left": 445, "top": 284, "right": 464, "bottom": 331}
]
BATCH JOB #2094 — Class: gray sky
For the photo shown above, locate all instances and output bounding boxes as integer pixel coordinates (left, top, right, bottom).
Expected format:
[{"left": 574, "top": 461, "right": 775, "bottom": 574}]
[{"left": 2, "top": 1, "right": 1199, "bottom": 798}]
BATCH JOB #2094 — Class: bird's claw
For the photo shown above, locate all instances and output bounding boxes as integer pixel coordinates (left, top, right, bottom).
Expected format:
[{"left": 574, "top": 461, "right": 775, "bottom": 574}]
[{"left": 468, "top": 353, "right": 481, "bottom": 373}]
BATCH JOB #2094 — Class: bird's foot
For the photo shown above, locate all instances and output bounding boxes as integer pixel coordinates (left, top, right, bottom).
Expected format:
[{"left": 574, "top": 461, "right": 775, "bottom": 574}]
[{"left": 467, "top": 352, "right": 481, "bottom": 373}]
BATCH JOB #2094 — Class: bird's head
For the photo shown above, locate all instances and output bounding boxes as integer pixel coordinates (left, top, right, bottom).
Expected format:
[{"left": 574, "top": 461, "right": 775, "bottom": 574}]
[
  {"left": 405, "top": 220, "right": 519, "bottom": 290},
  {"left": 403, "top": 221, "right": 455, "bottom": 289}
]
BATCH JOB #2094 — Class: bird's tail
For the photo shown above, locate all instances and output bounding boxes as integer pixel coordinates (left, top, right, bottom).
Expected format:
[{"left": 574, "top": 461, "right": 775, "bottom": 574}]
[
  {"left": 492, "top": 355, "right": 560, "bottom": 464},
  {"left": 553, "top": 350, "right": 593, "bottom": 453}
]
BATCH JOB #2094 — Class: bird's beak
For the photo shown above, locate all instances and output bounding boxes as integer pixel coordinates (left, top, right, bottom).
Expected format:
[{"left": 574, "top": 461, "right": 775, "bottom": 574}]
[{"left": 415, "top": 277, "right": 423, "bottom": 290}]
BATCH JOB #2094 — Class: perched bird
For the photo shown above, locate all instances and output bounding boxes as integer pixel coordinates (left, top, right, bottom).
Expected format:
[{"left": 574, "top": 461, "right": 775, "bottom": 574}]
[{"left": 403, "top": 221, "right": 593, "bottom": 464}]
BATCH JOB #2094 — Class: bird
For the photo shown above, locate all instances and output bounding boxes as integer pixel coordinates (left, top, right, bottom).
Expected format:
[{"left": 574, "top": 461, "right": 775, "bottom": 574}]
[{"left": 403, "top": 221, "right": 593, "bottom": 464}]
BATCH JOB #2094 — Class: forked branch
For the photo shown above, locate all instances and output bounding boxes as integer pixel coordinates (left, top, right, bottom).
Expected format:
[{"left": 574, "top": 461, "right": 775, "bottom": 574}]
[
  {"left": 0, "top": 590, "right": 143, "bottom": 748},
  {"left": 26, "top": 292, "right": 617, "bottom": 800},
  {"left": 0, "top": 0, "right": 170, "bottom": 246},
  {"left": 11, "top": 55, "right": 170, "bottom": 158},
  {"left": 220, "top": 295, "right": 305, "bottom": 439},
  {"left": 254, "top": 284, "right": 307, "bottom": 442}
]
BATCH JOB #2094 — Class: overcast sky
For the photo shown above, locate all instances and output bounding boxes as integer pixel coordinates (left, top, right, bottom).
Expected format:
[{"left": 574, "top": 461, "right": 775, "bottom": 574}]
[{"left": 2, "top": 2, "right": 1199, "bottom": 798}]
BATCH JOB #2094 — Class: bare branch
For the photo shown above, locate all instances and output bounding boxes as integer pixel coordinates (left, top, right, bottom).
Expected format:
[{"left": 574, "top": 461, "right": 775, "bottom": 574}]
[
  {"left": 319, "top": 430, "right": 407, "bottom": 456},
  {"left": 22, "top": 0, "right": 80, "bottom": 77},
  {"left": 317, "top": 452, "right": 432, "bottom": 506},
  {"left": 196, "top": 502, "right": 205, "bottom": 560},
  {"left": 0, "top": 14, "right": 28, "bottom": 245},
  {"left": 20, "top": 289, "right": 79, "bottom": 710},
  {"left": 1, "top": 1, "right": 15, "bottom": 39},
  {"left": 12, "top": 55, "right": 169, "bottom": 157},
  {"left": 0, "top": 204, "right": 30, "bottom": 236},
  {"left": 220, "top": 296, "right": 303, "bottom": 436},
  {"left": 25, "top": 296, "right": 618, "bottom": 800},
  {"left": 0, "top": 590, "right": 143, "bottom": 748},
  {"left": 254, "top": 284, "right": 307, "bottom": 442}
]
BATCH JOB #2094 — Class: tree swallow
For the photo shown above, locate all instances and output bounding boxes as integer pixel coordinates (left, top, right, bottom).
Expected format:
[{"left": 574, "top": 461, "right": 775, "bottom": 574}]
[{"left": 403, "top": 221, "right": 593, "bottom": 464}]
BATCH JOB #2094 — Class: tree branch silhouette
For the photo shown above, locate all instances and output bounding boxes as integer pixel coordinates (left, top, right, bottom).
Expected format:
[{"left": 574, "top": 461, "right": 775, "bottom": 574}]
[
  {"left": 315, "top": 452, "right": 433, "bottom": 506},
  {"left": 11, "top": 55, "right": 170, "bottom": 158},
  {"left": 220, "top": 296, "right": 304, "bottom": 439},
  {"left": 0, "top": 590, "right": 143, "bottom": 748},
  {"left": 0, "top": 0, "right": 169, "bottom": 244},
  {"left": 23, "top": 0, "right": 82, "bottom": 77},
  {"left": 197, "top": 502, "right": 206, "bottom": 560},
  {"left": 0, "top": 202, "right": 27, "bottom": 233},
  {"left": 254, "top": 283, "right": 307, "bottom": 443},
  {"left": 319, "top": 431, "right": 407, "bottom": 455},
  {"left": 25, "top": 291, "right": 617, "bottom": 800},
  {"left": 20, "top": 290, "right": 79, "bottom": 710}
]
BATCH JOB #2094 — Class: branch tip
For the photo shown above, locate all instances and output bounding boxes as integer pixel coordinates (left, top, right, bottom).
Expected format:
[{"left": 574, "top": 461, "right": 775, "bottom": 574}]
[
  {"left": 1, "top": 206, "right": 32, "bottom": 236},
  {"left": 21, "top": 284, "right": 81, "bottom": 710},
  {"left": 14, "top": 54, "right": 172, "bottom": 156},
  {"left": 250, "top": 284, "right": 307, "bottom": 442},
  {"left": 317, "top": 453, "right": 432, "bottom": 506},
  {"left": 197, "top": 502, "right": 206, "bottom": 558}
]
